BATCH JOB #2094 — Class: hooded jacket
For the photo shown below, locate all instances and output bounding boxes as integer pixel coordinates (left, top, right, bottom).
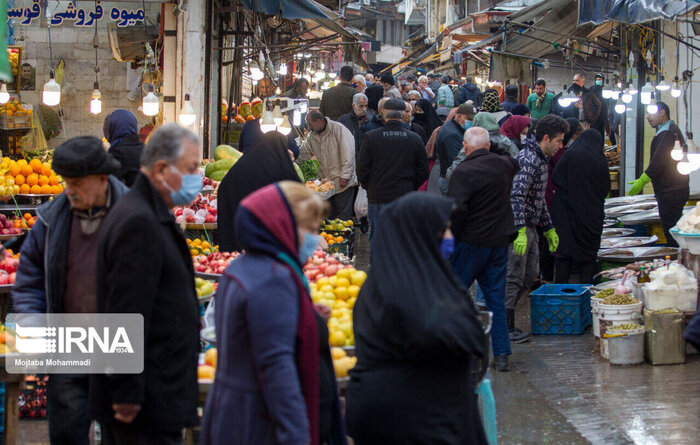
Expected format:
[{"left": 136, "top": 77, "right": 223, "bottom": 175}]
[
  {"left": 459, "top": 83, "right": 482, "bottom": 106},
  {"left": 297, "top": 118, "right": 358, "bottom": 193}
]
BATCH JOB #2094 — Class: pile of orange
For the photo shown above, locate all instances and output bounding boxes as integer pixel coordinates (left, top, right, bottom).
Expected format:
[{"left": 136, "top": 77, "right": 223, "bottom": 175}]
[
  {"left": 321, "top": 232, "right": 345, "bottom": 245},
  {"left": 12, "top": 213, "right": 36, "bottom": 229},
  {"left": 1, "top": 158, "right": 62, "bottom": 196},
  {"left": 1, "top": 98, "right": 31, "bottom": 117}
]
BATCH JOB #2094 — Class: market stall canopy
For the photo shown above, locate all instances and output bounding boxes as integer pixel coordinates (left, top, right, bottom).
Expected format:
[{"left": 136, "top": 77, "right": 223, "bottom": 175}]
[
  {"left": 579, "top": 0, "right": 700, "bottom": 25},
  {"left": 241, "top": 0, "right": 326, "bottom": 19}
]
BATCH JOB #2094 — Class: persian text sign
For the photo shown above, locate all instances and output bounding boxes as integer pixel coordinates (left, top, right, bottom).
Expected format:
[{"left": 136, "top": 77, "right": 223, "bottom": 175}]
[
  {"left": 7, "top": 1, "right": 146, "bottom": 27},
  {"left": 5, "top": 313, "right": 144, "bottom": 374}
]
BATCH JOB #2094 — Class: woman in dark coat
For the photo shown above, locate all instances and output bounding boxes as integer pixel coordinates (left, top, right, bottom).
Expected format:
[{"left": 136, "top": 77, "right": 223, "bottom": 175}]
[
  {"left": 551, "top": 129, "right": 610, "bottom": 284},
  {"left": 217, "top": 132, "right": 301, "bottom": 252},
  {"left": 103, "top": 110, "right": 144, "bottom": 186},
  {"left": 500, "top": 115, "right": 530, "bottom": 151},
  {"left": 200, "top": 182, "right": 346, "bottom": 445},
  {"left": 346, "top": 192, "right": 487, "bottom": 445},
  {"left": 413, "top": 98, "right": 442, "bottom": 137}
]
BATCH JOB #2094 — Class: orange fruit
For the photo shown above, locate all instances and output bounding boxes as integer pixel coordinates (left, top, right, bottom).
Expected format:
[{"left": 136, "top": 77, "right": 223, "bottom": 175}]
[
  {"left": 26, "top": 173, "right": 38, "bottom": 186},
  {"left": 20, "top": 165, "right": 32, "bottom": 177},
  {"left": 19, "top": 184, "right": 30, "bottom": 194},
  {"left": 204, "top": 348, "right": 217, "bottom": 367},
  {"left": 50, "top": 185, "right": 60, "bottom": 194},
  {"left": 40, "top": 184, "right": 51, "bottom": 194},
  {"left": 29, "top": 159, "right": 42, "bottom": 173},
  {"left": 38, "top": 176, "right": 48, "bottom": 186},
  {"left": 27, "top": 219, "right": 35, "bottom": 228},
  {"left": 30, "top": 185, "right": 41, "bottom": 194},
  {"left": 40, "top": 166, "right": 52, "bottom": 177},
  {"left": 197, "top": 365, "right": 214, "bottom": 380},
  {"left": 14, "top": 174, "right": 25, "bottom": 185},
  {"left": 23, "top": 213, "right": 31, "bottom": 221},
  {"left": 8, "top": 164, "right": 20, "bottom": 176},
  {"left": 48, "top": 174, "right": 59, "bottom": 186},
  {"left": 13, "top": 220, "right": 20, "bottom": 228}
]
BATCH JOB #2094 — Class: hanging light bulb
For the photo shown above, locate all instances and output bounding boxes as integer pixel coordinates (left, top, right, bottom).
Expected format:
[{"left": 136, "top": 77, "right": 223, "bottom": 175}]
[
  {"left": 278, "top": 63, "right": 288, "bottom": 76},
  {"left": 179, "top": 94, "right": 196, "bottom": 126},
  {"left": 641, "top": 79, "right": 653, "bottom": 104},
  {"left": 655, "top": 76, "right": 670, "bottom": 91},
  {"left": 621, "top": 89, "right": 633, "bottom": 104},
  {"left": 611, "top": 85, "right": 621, "bottom": 100},
  {"left": 557, "top": 85, "right": 571, "bottom": 107},
  {"left": 272, "top": 105, "right": 283, "bottom": 127},
  {"left": 628, "top": 83, "right": 638, "bottom": 95},
  {"left": 671, "top": 139, "right": 684, "bottom": 161},
  {"left": 275, "top": 87, "right": 281, "bottom": 96},
  {"left": 677, "top": 153, "right": 693, "bottom": 175},
  {"left": 602, "top": 80, "right": 613, "bottom": 99},
  {"left": 90, "top": 82, "right": 102, "bottom": 115},
  {"left": 614, "top": 99, "right": 626, "bottom": 114},
  {"left": 646, "top": 101, "right": 659, "bottom": 114},
  {"left": 329, "top": 72, "right": 337, "bottom": 80},
  {"left": 671, "top": 77, "right": 682, "bottom": 98},
  {"left": 42, "top": 72, "right": 61, "bottom": 106},
  {"left": 322, "top": 81, "right": 330, "bottom": 90},
  {"left": 277, "top": 115, "right": 292, "bottom": 135},
  {"left": 259, "top": 110, "right": 276, "bottom": 133},
  {"left": 142, "top": 91, "right": 159, "bottom": 116},
  {"left": 0, "top": 84, "right": 10, "bottom": 104}
]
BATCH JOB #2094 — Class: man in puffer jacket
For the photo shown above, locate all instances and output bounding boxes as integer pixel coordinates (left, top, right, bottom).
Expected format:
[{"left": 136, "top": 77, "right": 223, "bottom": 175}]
[{"left": 459, "top": 76, "right": 482, "bottom": 106}]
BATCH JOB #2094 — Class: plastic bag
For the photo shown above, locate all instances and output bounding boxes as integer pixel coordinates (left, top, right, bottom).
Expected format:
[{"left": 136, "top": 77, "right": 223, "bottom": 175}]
[
  {"left": 354, "top": 187, "right": 368, "bottom": 218},
  {"left": 19, "top": 109, "right": 49, "bottom": 156}
]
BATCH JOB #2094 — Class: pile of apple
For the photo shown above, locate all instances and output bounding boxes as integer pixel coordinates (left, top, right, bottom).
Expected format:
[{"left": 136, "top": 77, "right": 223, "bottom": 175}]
[
  {"left": 174, "top": 194, "right": 217, "bottom": 224},
  {"left": 202, "top": 176, "right": 218, "bottom": 192},
  {"left": 0, "top": 249, "right": 18, "bottom": 285},
  {"left": 193, "top": 251, "right": 241, "bottom": 275},
  {"left": 0, "top": 214, "right": 24, "bottom": 235},
  {"left": 303, "top": 250, "right": 353, "bottom": 282}
]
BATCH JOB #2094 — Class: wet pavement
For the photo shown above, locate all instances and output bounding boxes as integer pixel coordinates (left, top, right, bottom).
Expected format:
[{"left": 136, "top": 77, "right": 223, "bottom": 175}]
[
  {"left": 355, "top": 231, "right": 700, "bottom": 445},
  {"left": 15, "top": 231, "right": 700, "bottom": 444}
]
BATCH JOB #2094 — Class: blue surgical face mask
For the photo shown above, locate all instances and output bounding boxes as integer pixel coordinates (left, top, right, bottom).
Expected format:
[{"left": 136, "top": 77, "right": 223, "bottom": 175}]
[
  {"left": 595, "top": 80, "right": 603, "bottom": 86},
  {"left": 163, "top": 165, "right": 203, "bottom": 206},
  {"left": 299, "top": 232, "right": 321, "bottom": 264},
  {"left": 440, "top": 237, "right": 455, "bottom": 260},
  {"left": 462, "top": 121, "right": 471, "bottom": 131}
]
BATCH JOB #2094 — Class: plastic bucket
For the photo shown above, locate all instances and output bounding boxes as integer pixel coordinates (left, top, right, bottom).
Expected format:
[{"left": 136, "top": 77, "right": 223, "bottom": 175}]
[
  {"left": 607, "top": 327, "right": 645, "bottom": 365},
  {"left": 598, "top": 301, "right": 643, "bottom": 359}
]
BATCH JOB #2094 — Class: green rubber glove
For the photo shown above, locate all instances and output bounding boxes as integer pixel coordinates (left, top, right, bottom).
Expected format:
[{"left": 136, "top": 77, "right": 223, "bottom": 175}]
[
  {"left": 513, "top": 227, "right": 528, "bottom": 256},
  {"left": 544, "top": 228, "right": 559, "bottom": 253},
  {"left": 627, "top": 173, "right": 650, "bottom": 196}
]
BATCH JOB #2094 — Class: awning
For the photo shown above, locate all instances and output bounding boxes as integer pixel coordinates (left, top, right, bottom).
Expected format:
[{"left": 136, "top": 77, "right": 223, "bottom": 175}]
[
  {"left": 579, "top": 0, "right": 700, "bottom": 25},
  {"left": 241, "top": 0, "right": 326, "bottom": 19}
]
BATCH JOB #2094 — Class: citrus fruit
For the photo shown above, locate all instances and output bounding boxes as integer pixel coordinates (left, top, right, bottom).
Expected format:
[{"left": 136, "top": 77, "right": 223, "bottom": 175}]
[
  {"left": 20, "top": 165, "right": 32, "bottom": 177},
  {"left": 30, "top": 185, "right": 41, "bottom": 194},
  {"left": 40, "top": 165, "right": 52, "bottom": 177},
  {"left": 26, "top": 173, "right": 38, "bottom": 186},
  {"left": 197, "top": 365, "right": 214, "bottom": 380},
  {"left": 16, "top": 159, "right": 27, "bottom": 166},
  {"left": 204, "top": 348, "right": 217, "bottom": 367},
  {"left": 50, "top": 185, "right": 61, "bottom": 194},
  {"left": 38, "top": 175, "right": 48, "bottom": 186},
  {"left": 14, "top": 174, "right": 25, "bottom": 185},
  {"left": 48, "top": 174, "right": 59, "bottom": 186},
  {"left": 23, "top": 213, "right": 31, "bottom": 221},
  {"left": 40, "top": 184, "right": 52, "bottom": 194},
  {"left": 331, "top": 347, "right": 347, "bottom": 359},
  {"left": 29, "top": 159, "right": 42, "bottom": 172},
  {"left": 8, "top": 164, "right": 19, "bottom": 176},
  {"left": 329, "top": 330, "right": 346, "bottom": 347}
]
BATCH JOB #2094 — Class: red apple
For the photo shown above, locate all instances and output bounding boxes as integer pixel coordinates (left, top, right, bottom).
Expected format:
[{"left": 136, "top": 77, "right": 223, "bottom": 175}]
[
  {"left": 325, "top": 265, "right": 338, "bottom": 276},
  {"left": 8, "top": 272, "right": 15, "bottom": 284},
  {"left": 0, "top": 274, "right": 9, "bottom": 285}
]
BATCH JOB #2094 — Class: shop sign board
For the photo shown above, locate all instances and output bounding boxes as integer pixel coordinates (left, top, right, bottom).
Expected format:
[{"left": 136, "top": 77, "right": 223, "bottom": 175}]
[{"left": 7, "top": 0, "right": 145, "bottom": 28}]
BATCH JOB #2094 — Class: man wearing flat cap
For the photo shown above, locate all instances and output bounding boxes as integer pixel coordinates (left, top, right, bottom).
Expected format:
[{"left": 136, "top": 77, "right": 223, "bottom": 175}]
[
  {"left": 12, "top": 136, "right": 128, "bottom": 445},
  {"left": 357, "top": 98, "right": 429, "bottom": 248}
]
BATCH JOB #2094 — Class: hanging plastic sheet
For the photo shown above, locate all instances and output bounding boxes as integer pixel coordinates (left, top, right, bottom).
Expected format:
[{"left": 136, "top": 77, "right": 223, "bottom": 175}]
[
  {"left": 241, "top": 0, "right": 325, "bottom": 19},
  {"left": 579, "top": 0, "right": 700, "bottom": 25},
  {"left": 489, "top": 53, "right": 530, "bottom": 82}
]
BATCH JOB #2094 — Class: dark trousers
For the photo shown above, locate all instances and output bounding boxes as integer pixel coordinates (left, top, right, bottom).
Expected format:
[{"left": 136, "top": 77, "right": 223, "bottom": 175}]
[
  {"left": 47, "top": 374, "right": 90, "bottom": 445},
  {"left": 450, "top": 241, "right": 511, "bottom": 356},
  {"left": 657, "top": 190, "right": 689, "bottom": 248},
  {"left": 368, "top": 202, "right": 389, "bottom": 265},
  {"left": 329, "top": 186, "right": 357, "bottom": 220},
  {"left": 100, "top": 420, "right": 184, "bottom": 445},
  {"left": 555, "top": 257, "right": 597, "bottom": 284}
]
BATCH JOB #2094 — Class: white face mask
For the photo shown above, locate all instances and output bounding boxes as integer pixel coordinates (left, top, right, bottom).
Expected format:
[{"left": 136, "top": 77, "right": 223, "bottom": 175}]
[{"left": 520, "top": 134, "right": 528, "bottom": 143}]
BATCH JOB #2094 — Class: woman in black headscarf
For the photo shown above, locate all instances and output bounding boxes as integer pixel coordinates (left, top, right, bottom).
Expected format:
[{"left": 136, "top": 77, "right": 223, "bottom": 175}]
[
  {"left": 346, "top": 192, "right": 487, "bottom": 445},
  {"left": 217, "top": 132, "right": 301, "bottom": 252},
  {"left": 412, "top": 98, "right": 441, "bottom": 137},
  {"left": 551, "top": 129, "right": 610, "bottom": 284},
  {"left": 103, "top": 110, "right": 144, "bottom": 186}
]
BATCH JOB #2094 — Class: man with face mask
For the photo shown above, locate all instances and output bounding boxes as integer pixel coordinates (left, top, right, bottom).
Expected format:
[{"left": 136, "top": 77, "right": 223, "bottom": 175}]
[
  {"left": 506, "top": 115, "right": 569, "bottom": 343},
  {"left": 435, "top": 103, "right": 475, "bottom": 195},
  {"left": 298, "top": 111, "right": 358, "bottom": 220},
  {"left": 404, "top": 101, "right": 428, "bottom": 143},
  {"left": 338, "top": 93, "right": 372, "bottom": 156},
  {"left": 92, "top": 124, "right": 201, "bottom": 444},
  {"left": 12, "top": 136, "right": 128, "bottom": 445},
  {"left": 628, "top": 102, "right": 688, "bottom": 246}
]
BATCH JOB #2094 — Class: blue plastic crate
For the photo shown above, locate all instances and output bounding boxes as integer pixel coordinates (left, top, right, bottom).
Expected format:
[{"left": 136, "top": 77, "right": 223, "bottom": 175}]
[
  {"left": 530, "top": 284, "right": 592, "bottom": 335},
  {"left": 624, "top": 224, "right": 648, "bottom": 237}
]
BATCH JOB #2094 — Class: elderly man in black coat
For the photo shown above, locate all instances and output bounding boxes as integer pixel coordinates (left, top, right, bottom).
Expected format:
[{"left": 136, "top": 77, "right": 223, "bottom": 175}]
[{"left": 92, "top": 124, "right": 200, "bottom": 444}]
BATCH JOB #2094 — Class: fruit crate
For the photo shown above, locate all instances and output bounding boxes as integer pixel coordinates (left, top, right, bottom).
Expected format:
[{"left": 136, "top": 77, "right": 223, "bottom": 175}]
[
  {"left": 326, "top": 239, "right": 352, "bottom": 258},
  {"left": 0, "top": 111, "right": 31, "bottom": 130},
  {"left": 530, "top": 284, "right": 592, "bottom": 335}
]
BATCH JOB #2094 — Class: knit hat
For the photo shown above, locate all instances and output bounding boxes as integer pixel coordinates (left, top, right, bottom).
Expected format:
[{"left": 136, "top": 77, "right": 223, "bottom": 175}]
[{"left": 53, "top": 136, "right": 121, "bottom": 178}]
